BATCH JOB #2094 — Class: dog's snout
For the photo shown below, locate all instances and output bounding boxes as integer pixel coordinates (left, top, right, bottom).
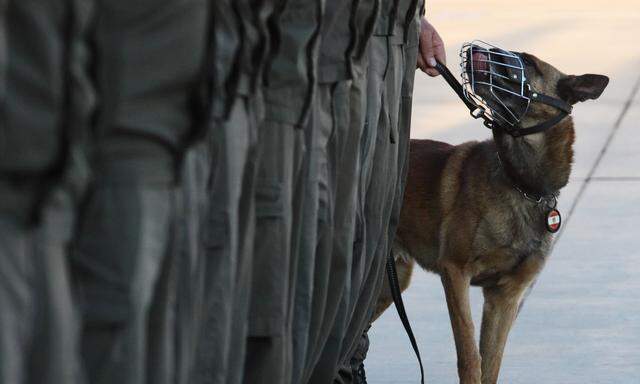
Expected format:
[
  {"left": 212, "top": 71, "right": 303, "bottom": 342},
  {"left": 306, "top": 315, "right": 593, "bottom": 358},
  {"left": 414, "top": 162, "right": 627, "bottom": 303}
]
[{"left": 472, "top": 52, "right": 488, "bottom": 72}]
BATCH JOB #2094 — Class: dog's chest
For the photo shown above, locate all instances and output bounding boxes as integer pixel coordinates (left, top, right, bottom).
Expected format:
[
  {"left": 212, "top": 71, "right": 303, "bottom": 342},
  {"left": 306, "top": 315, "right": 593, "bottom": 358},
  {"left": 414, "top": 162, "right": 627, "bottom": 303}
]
[{"left": 469, "top": 202, "right": 552, "bottom": 286}]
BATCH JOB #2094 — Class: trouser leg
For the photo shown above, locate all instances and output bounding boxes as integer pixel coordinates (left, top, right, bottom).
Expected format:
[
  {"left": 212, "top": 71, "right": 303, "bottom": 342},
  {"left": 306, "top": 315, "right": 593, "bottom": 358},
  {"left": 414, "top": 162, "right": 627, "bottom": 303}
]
[
  {"left": 226, "top": 96, "right": 259, "bottom": 384},
  {"left": 175, "top": 141, "right": 210, "bottom": 384},
  {"left": 73, "top": 162, "right": 177, "bottom": 384},
  {"left": 338, "top": 35, "right": 405, "bottom": 373},
  {"left": 0, "top": 185, "right": 81, "bottom": 384},
  {"left": 243, "top": 120, "right": 302, "bottom": 384},
  {"left": 299, "top": 82, "right": 339, "bottom": 381},
  {"left": 341, "top": 21, "right": 420, "bottom": 382},
  {"left": 306, "top": 77, "right": 365, "bottom": 383},
  {"left": 289, "top": 90, "right": 322, "bottom": 384},
  {"left": 0, "top": 214, "right": 31, "bottom": 384},
  {"left": 191, "top": 96, "right": 255, "bottom": 384}
]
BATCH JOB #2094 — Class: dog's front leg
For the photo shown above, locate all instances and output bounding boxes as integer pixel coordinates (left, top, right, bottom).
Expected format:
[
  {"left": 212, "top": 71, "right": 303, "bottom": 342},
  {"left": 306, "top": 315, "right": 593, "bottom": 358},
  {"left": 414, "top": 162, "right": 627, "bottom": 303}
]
[
  {"left": 479, "top": 257, "right": 544, "bottom": 384},
  {"left": 478, "top": 284, "right": 524, "bottom": 384},
  {"left": 440, "top": 262, "right": 481, "bottom": 384}
]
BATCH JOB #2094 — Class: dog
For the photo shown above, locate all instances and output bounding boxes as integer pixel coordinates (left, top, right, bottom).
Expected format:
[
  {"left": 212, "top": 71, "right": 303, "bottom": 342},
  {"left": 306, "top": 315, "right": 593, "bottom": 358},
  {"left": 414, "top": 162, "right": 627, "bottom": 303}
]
[{"left": 372, "top": 47, "right": 609, "bottom": 384}]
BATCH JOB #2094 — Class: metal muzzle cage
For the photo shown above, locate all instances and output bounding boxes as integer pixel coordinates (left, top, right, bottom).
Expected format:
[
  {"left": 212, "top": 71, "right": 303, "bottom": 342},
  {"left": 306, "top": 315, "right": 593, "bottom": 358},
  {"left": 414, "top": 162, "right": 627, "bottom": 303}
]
[{"left": 460, "top": 41, "right": 531, "bottom": 127}]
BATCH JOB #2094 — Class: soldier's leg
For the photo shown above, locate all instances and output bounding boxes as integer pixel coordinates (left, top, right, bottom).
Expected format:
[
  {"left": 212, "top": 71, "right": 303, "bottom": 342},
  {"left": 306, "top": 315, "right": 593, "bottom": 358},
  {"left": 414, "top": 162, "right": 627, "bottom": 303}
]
[
  {"left": 225, "top": 95, "right": 260, "bottom": 384},
  {"left": 339, "top": 34, "right": 405, "bottom": 372},
  {"left": 190, "top": 95, "right": 259, "bottom": 384},
  {"left": 243, "top": 120, "right": 303, "bottom": 384},
  {"left": 306, "top": 78, "right": 364, "bottom": 383},
  {"left": 0, "top": 185, "right": 38, "bottom": 384},
  {"left": 299, "top": 82, "right": 338, "bottom": 381},
  {"left": 72, "top": 141, "right": 177, "bottom": 384},
  {"left": 0, "top": 182, "right": 83, "bottom": 384},
  {"left": 341, "top": 14, "right": 421, "bottom": 382},
  {"left": 175, "top": 139, "right": 211, "bottom": 384},
  {"left": 29, "top": 188, "right": 83, "bottom": 384},
  {"left": 338, "top": 35, "right": 389, "bottom": 362}
]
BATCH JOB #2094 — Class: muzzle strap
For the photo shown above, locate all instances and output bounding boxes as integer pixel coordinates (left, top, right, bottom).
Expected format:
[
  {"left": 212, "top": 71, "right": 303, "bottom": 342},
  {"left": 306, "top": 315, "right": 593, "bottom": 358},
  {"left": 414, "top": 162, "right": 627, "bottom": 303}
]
[
  {"left": 528, "top": 91, "right": 573, "bottom": 114},
  {"left": 500, "top": 110, "right": 568, "bottom": 137}
]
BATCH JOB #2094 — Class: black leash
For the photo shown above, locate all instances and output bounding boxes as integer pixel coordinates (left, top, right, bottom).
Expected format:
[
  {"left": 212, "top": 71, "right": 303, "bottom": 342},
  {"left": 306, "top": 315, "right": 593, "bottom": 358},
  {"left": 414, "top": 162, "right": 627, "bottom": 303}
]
[{"left": 386, "top": 252, "right": 425, "bottom": 384}]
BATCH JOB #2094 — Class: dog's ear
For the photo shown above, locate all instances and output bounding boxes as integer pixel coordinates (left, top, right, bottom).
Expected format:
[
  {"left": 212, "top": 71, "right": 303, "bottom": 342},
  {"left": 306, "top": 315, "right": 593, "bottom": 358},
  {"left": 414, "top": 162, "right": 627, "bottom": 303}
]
[{"left": 557, "top": 74, "right": 609, "bottom": 104}]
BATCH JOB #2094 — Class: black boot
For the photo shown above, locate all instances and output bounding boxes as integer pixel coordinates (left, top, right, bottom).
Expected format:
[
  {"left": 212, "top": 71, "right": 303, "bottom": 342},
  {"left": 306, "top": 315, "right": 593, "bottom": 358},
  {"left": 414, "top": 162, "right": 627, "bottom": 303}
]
[{"left": 354, "top": 361, "right": 367, "bottom": 384}]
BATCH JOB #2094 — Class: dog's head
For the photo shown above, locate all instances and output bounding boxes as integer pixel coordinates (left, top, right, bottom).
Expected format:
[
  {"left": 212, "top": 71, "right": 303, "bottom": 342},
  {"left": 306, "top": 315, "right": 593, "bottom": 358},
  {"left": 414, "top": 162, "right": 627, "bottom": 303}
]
[{"left": 462, "top": 42, "right": 609, "bottom": 131}]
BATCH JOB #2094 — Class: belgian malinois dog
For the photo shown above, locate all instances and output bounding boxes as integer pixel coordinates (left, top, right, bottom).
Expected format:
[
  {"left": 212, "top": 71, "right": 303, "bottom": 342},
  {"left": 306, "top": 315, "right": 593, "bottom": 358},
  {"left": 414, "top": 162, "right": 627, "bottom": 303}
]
[{"left": 373, "top": 46, "right": 609, "bottom": 384}]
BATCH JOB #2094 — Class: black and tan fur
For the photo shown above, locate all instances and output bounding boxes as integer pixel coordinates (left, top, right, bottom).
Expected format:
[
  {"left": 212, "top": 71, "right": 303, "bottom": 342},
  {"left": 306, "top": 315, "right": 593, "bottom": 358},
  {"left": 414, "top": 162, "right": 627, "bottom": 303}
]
[{"left": 373, "top": 53, "right": 609, "bottom": 384}]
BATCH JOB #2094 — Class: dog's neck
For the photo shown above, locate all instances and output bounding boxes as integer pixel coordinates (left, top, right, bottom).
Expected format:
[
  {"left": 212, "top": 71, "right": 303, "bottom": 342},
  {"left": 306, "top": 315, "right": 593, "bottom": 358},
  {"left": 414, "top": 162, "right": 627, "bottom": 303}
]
[{"left": 492, "top": 117, "right": 575, "bottom": 198}]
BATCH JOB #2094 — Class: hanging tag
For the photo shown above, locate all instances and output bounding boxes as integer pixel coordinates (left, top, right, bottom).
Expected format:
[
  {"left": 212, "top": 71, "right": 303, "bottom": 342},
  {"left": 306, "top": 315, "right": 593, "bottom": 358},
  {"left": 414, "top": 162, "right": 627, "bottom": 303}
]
[{"left": 546, "top": 209, "right": 561, "bottom": 233}]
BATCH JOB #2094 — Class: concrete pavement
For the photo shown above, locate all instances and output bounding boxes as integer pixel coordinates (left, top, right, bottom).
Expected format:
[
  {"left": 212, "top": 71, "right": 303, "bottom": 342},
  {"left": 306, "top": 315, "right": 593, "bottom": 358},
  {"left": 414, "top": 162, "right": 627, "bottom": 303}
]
[{"left": 366, "top": 1, "right": 640, "bottom": 382}]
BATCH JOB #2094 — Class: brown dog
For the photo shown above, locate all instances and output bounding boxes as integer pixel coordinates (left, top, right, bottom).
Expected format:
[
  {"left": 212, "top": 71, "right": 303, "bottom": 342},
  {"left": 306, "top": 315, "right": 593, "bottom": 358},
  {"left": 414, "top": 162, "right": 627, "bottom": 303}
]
[{"left": 373, "top": 52, "right": 609, "bottom": 384}]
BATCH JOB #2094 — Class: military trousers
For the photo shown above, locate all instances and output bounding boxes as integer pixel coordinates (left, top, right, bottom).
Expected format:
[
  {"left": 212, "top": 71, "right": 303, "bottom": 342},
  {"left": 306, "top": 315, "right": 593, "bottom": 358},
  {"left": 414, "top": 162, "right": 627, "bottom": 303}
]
[
  {"left": 300, "top": 71, "right": 369, "bottom": 384},
  {"left": 72, "top": 139, "right": 182, "bottom": 384},
  {"left": 190, "top": 95, "right": 259, "bottom": 384},
  {"left": 243, "top": 118, "right": 304, "bottom": 384},
  {"left": 337, "top": 36, "right": 406, "bottom": 369},
  {"left": 338, "top": 16, "right": 421, "bottom": 382},
  {"left": 0, "top": 184, "right": 82, "bottom": 384}
]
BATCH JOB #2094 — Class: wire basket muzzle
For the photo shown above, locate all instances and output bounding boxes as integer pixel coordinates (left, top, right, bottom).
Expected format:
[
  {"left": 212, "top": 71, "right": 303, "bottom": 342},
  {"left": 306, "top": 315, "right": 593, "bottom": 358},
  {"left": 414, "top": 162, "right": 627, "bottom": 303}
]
[{"left": 460, "top": 41, "right": 531, "bottom": 126}]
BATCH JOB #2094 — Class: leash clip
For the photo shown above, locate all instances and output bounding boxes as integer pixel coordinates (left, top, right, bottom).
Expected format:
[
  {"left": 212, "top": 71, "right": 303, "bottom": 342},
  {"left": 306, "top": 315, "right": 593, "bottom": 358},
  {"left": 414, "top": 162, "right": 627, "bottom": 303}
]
[{"left": 470, "top": 106, "right": 485, "bottom": 119}]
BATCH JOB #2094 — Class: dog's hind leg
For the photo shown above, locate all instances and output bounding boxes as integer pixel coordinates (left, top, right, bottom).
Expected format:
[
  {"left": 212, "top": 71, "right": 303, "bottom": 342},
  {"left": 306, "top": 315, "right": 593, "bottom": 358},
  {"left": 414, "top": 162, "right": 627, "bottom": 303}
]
[{"left": 479, "top": 256, "right": 545, "bottom": 384}]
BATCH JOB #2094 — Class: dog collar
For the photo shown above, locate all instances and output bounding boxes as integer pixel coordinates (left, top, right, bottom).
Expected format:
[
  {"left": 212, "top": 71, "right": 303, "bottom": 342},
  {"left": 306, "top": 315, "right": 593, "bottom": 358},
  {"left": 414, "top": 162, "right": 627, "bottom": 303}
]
[{"left": 496, "top": 152, "right": 558, "bottom": 205}]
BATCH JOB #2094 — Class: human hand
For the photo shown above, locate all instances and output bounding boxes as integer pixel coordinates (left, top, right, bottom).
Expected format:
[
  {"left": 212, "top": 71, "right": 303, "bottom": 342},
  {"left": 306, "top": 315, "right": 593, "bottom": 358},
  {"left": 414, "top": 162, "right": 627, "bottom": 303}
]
[{"left": 416, "top": 17, "right": 446, "bottom": 77}]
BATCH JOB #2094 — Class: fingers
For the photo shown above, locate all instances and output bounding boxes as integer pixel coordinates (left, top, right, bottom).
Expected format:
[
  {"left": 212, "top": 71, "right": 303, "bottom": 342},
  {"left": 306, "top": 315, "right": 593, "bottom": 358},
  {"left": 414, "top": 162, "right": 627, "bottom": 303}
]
[
  {"left": 416, "top": 54, "right": 426, "bottom": 71},
  {"left": 419, "top": 18, "right": 436, "bottom": 68},
  {"left": 432, "top": 29, "right": 446, "bottom": 66},
  {"left": 418, "top": 17, "right": 446, "bottom": 77}
]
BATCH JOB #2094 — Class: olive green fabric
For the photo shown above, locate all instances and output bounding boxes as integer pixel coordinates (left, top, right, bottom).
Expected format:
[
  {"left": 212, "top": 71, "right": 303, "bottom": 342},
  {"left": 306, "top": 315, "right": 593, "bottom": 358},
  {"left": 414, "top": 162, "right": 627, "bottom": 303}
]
[
  {"left": 0, "top": 0, "right": 6, "bottom": 101},
  {"left": 189, "top": 1, "right": 272, "bottom": 383},
  {"left": 1, "top": 0, "right": 69, "bottom": 173},
  {"left": 317, "top": 0, "right": 354, "bottom": 83},
  {"left": 71, "top": 142, "right": 182, "bottom": 384},
  {"left": 336, "top": 3, "right": 421, "bottom": 381},
  {"left": 305, "top": 74, "right": 366, "bottom": 384},
  {"left": 174, "top": 139, "right": 210, "bottom": 384},
  {"left": 190, "top": 95, "right": 260, "bottom": 384},
  {"left": 89, "top": 0, "right": 209, "bottom": 152},
  {"left": 290, "top": 0, "right": 357, "bottom": 379},
  {"left": 211, "top": 0, "right": 241, "bottom": 118},
  {"left": 73, "top": 1, "right": 209, "bottom": 383},
  {"left": 0, "top": 187, "right": 82, "bottom": 384},
  {"left": 244, "top": 119, "right": 305, "bottom": 384},
  {"left": 296, "top": 81, "right": 346, "bottom": 383},
  {"left": 0, "top": 1, "right": 93, "bottom": 383},
  {"left": 242, "top": 1, "right": 322, "bottom": 383},
  {"left": 262, "top": 0, "right": 323, "bottom": 127}
]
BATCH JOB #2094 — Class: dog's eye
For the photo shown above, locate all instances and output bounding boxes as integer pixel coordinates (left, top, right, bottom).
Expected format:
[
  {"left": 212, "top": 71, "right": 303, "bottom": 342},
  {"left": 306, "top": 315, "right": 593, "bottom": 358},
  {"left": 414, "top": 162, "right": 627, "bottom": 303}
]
[{"left": 521, "top": 53, "right": 543, "bottom": 76}]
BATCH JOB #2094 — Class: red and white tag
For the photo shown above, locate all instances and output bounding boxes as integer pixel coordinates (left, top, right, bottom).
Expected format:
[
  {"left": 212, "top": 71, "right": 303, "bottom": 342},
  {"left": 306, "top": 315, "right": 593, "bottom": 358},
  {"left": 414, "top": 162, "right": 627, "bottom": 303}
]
[{"left": 546, "top": 209, "right": 562, "bottom": 233}]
